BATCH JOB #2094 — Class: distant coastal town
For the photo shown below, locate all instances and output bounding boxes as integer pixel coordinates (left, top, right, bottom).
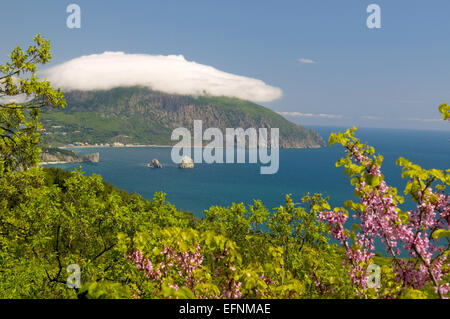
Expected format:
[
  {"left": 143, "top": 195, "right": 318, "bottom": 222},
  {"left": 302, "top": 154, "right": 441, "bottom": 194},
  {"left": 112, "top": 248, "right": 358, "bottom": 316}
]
[{"left": 59, "top": 142, "right": 173, "bottom": 149}]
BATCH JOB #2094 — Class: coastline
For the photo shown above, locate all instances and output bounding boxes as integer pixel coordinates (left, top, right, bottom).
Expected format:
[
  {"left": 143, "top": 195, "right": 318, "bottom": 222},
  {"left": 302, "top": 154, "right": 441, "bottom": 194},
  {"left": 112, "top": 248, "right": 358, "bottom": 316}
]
[
  {"left": 59, "top": 144, "right": 173, "bottom": 149},
  {"left": 39, "top": 161, "right": 75, "bottom": 166},
  {"left": 59, "top": 144, "right": 323, "bottom": 150}
]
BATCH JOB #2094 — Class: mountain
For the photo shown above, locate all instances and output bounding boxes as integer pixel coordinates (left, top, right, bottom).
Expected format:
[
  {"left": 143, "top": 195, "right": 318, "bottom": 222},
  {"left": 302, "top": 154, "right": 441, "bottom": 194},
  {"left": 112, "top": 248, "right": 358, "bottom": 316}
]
[{"left": 40, "top": 86, "right": 326, "bottom": 148}]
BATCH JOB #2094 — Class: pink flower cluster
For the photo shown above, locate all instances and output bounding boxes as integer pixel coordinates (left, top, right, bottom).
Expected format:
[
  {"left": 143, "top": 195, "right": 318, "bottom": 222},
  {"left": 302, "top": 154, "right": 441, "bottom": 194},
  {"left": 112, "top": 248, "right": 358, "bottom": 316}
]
[
  {"left": 222, "top": 280, "right": 242, "bottom": 299},
  {"left": 318, "top": 210, "right": 348, "bottom": 243},
  {"left": 213, "top": 249, "right": 243, "bottom": 299},
  {"left": 127, "top": 250, "right": 161, "bottom": 280},
  {"left": 127, "top": 244, "right": 204, "bottom": 291},
  {"left": 321, "top": 144, "right": 449, "bottom": 298},
  {"left": 161, "top": 244, "right": 204, "bottom": 288},
  {"left": 127, "top": 245, "right": 246, "bottom": 298},
  {"left": 318, "top": 209, "right": 373, "bottom": 291}
]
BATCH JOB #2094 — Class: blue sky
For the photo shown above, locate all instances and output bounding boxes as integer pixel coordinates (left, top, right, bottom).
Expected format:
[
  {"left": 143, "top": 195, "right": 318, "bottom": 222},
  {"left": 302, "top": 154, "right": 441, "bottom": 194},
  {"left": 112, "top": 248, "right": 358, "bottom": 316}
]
[{"left": 2, "top": 0, "right": 450, "bottom": 130}]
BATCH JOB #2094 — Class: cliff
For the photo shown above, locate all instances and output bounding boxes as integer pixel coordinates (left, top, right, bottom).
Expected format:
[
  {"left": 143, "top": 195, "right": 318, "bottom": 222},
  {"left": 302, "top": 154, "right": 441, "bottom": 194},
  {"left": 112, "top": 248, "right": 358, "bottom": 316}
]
[
  {"left": 41, "top": 87, "right": 326, "bottom": 148},
  {"left": 40, "top": 148, "right": 99, "bottom": 164}
]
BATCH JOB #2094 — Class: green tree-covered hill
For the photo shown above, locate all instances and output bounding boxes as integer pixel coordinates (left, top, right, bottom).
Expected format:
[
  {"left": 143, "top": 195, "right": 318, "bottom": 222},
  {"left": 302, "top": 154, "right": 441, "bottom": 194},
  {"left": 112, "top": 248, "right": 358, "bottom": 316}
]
[{"left": 41, "top": 86, "right": 326, "bottom": 148}]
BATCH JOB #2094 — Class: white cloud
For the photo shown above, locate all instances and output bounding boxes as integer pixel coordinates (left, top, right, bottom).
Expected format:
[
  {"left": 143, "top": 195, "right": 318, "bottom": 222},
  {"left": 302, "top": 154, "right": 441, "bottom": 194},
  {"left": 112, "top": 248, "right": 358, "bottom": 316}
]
[
  {"left": 278, "top": 112, "right": 342, "bottom": 119},
  {"left": 0, "top": 77, "right": 33, "bottom": 104},
  {"left": 407, "top": 118, "right": 443, "bottom": 122},
  {"left": 298, "top": 58, "right": 316, "bottom": 64},
  {"left": 0, "top": 94, "right": 32, "bottom": 105},
  {"left": 399, "top": 100, "right": 424, "bottom": 104},
  {"left": 41, "top": 52, "right": 283, "bottom": 103},
  {"left": 361, "top": 115, "right": 382, "bottom": 120}
]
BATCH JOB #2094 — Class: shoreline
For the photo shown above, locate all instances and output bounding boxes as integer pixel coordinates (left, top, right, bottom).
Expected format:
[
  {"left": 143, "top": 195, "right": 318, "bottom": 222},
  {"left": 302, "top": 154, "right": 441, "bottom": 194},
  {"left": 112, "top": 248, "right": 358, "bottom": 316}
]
[
  {"left": 59, "top": 144, "right": 173, "bottom": 149},
  {"left": 39, "top": 161, "right": 78, "bottom": 166},
  {"left": 59, "top": 144, "right": 322, "bottom": 150}
]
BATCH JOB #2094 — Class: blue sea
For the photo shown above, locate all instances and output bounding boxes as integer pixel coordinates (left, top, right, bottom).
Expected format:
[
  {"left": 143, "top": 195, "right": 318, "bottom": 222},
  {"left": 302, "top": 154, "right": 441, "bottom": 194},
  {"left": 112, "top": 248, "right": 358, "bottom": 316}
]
[{"left": 49, "top": 126, "right": 449, "bottom": 218}]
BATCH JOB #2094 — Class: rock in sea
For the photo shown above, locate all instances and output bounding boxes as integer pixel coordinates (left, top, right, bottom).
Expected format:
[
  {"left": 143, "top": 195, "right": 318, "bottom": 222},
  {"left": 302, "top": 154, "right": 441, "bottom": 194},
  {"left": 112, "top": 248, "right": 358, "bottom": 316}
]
[
  {"left": 179, "top": 156, "right": 194, "bottom": 169},
  {"left": 147, "top": 158, "right": 163, "bottom": 168},
  {"left": 82, "top": 152, "right": 100, "bottom": 163}
]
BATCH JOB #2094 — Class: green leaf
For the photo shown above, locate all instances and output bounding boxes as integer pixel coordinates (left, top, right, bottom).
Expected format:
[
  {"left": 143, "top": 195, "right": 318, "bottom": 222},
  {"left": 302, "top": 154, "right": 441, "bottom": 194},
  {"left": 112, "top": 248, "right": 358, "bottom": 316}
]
[
  {"left": 365, "top": 174, "right": 381, "bottom": 187},
  {"left": 432, "top": 229, "right": 450, "bottom": 239}
]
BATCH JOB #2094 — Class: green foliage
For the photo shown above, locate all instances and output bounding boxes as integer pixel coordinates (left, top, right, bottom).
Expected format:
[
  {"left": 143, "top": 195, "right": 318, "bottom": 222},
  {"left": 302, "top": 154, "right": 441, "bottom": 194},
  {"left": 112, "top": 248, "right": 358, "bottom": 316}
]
[
  {"left": 200, "top": 194, "right": 354, "bottom": 298},
  {"left": 0, "top": 165, "right": 354, "bottom": 299},
  {"left": 42, "top": 147, "right": 79, "bottom": 158},
  {"left": 439, "top": 103, "right": 450, "bottom": 121},
  {"left": 396, "top": 156, "right": 449, "bottom": 202},
  {"left": 0, "top": 166, "right": 194, "bottom": 298},
  {"left": 0, "top": 34, "right": 66, "bottom": 171},
  {"left": 0, "top": 37, "right": 446, "bottom": 299}
]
